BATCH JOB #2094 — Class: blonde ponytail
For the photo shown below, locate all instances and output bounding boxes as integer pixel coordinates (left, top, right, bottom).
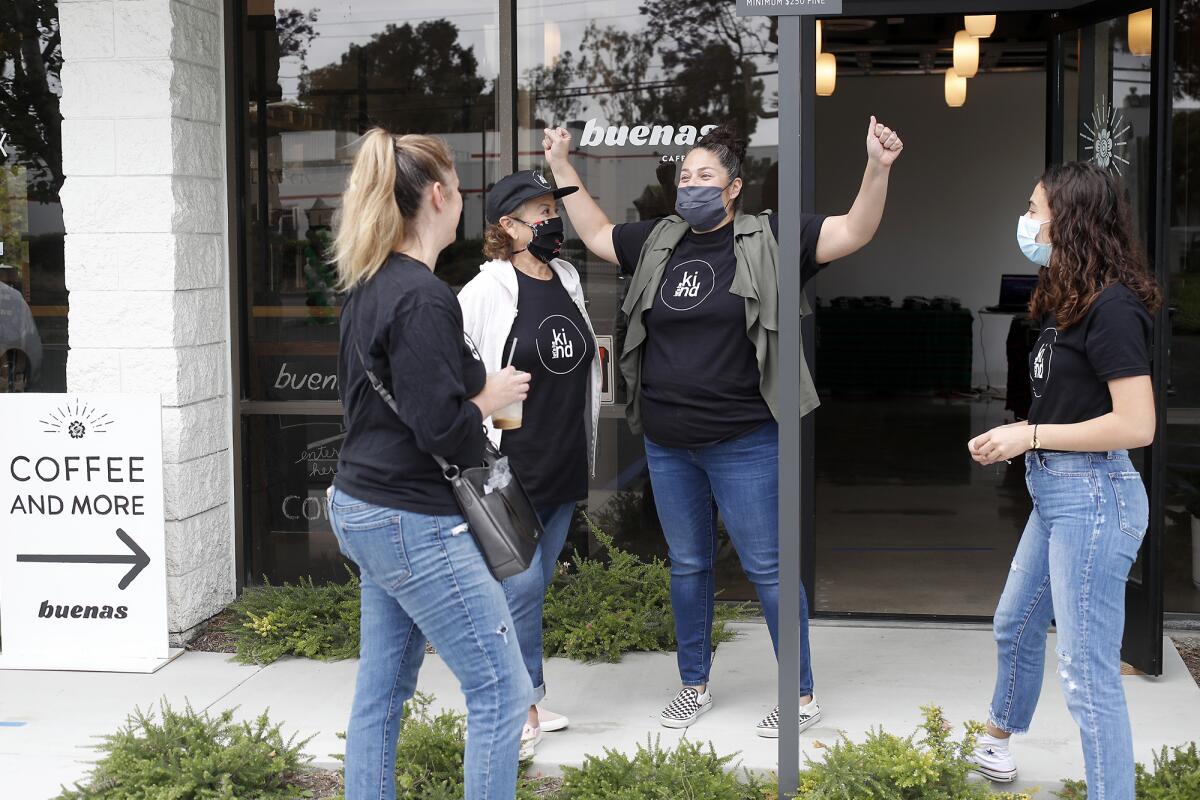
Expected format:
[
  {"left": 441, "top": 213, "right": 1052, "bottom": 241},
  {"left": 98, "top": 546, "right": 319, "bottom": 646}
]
[{"left": 332, "top": 129, "right": 456, "bottom": 291}]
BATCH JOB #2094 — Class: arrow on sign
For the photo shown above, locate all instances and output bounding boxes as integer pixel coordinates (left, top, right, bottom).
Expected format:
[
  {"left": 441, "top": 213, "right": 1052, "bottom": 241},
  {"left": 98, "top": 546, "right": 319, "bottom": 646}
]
[{"left": 17, "top": 528, "right": 150, "bottom": 590}]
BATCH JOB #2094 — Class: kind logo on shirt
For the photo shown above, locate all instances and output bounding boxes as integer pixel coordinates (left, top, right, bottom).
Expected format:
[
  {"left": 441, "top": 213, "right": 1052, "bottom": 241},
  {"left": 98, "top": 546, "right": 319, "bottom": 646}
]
[
  {"left": 661, "top": 259, "right": 716, "bottom": 312},
  {"left": 536, "top": 314, "right": 587, "bottom": 375},
  {"left": 1031, "top": 328, "right": 1057, "bottom": 398}
]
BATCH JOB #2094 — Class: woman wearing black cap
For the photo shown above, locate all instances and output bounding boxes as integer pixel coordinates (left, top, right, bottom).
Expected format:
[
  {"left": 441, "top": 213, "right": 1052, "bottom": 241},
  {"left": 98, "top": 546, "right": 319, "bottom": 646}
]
[
  {"left": 458, "top": 169, "right": 601, "bottom": 758},
  {"left": 543, "top": 119, "right": 903, "bottom": 737}
]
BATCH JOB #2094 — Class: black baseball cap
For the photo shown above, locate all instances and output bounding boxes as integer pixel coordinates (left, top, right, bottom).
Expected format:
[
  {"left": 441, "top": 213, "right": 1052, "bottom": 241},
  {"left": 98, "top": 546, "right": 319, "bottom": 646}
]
[{"left": 485, "top": 170, "right": 578, "bottom": 225}]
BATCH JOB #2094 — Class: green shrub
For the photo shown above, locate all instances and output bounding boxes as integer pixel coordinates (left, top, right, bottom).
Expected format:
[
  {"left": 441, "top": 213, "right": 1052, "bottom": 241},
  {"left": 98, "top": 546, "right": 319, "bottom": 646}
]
[
  {"left": 542, "top": 515, "right": 750, "bottom": 663},
  {"left": 555, "top": 736, "right": 775, "bottom": 800},
  {"left": 1058, "top": 742, "right": 1200, "bottom": 799},
  {"left": 797, "top": 705, "right": 1032, "bottom": 800},
  {"left": 56, "top": 702, "right": 312, "bottom": 800},
  {"left": 331, "top": 693, "right": 555, "bottom": 800},
  {"left": 225, "top": 570, "right": 361, "bottom": 664}
]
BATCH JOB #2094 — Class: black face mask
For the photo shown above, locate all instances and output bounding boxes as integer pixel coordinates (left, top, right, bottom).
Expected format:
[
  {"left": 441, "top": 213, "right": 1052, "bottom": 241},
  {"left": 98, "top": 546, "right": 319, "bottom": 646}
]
[{"left": 513, "top": 217, "right": 564, "bottom": 264}]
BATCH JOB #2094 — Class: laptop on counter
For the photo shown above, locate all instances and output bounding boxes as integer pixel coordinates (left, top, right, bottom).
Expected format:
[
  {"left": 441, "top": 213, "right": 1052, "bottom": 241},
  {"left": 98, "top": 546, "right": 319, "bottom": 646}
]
[{"left": 985, "top": 274, "right": 1039, "bottom": 313}]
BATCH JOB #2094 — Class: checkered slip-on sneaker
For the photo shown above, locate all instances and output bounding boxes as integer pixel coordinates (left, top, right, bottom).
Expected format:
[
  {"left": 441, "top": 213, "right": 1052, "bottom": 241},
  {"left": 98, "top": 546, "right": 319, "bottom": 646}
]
[
  {"left": 658, "top": 687, "right": 713, "bottom": 729},
  {"left": 755, "top": 698, "right": 822, "bottom": 738}
]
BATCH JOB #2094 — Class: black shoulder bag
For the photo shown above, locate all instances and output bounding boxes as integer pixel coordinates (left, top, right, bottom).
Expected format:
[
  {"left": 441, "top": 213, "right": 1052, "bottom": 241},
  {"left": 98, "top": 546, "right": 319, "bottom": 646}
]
[{"left": 350, "top": 337, "right": 542, "bottom": 581}]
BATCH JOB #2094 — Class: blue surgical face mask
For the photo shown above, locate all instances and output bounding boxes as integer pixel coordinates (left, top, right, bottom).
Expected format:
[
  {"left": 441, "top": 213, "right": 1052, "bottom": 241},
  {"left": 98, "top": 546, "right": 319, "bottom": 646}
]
[
  {"left": 675, "top": 183, "right": 732, "bottom": 231},
  {"left": 1017, "top": 214, "right": 1053, "bottom": 267}
]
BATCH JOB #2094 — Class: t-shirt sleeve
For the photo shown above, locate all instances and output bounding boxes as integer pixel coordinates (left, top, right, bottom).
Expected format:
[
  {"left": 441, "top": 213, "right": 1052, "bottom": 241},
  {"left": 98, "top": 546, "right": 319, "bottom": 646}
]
[
  {"left": 385, "top": 296, "right": 484, "bottom": 458},
  {"left": 769, "top": 212, "right": 830, "bottom": 286},
  {"left": 612, "top": 219, "right": 665, "bottom": 276},
  {"left": 1085, "top": 294, "right": 1153, "bottom": 381}
]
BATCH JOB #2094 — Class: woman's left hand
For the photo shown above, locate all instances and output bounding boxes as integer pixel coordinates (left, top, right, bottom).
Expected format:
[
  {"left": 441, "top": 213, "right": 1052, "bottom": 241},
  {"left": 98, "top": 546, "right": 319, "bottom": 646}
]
[
  {"left": 968, "top": 423, "right": 1032, "bottom": 466},
  {"left": 866, "top": 116, "right": 904, "bottom": 168}
]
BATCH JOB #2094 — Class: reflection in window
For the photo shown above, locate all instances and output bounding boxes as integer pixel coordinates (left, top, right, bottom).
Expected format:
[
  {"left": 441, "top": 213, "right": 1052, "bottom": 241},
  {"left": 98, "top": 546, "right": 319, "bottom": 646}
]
[
  {"left": 239, "top": 3, "right": 501, "bottom": 583},
  {"left": 516, "top": 0, "right": 779, "bottom": 600},
  {"left": 0, "top": 0, "right": 65, "bottom": 393},
  {"left": 1167, "top": 0, "right": 1200, "bottom": 614}
]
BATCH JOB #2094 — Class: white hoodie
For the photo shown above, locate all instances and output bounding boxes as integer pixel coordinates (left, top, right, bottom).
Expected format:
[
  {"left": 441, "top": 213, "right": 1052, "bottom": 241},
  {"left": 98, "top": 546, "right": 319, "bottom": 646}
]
[{"left": 457, "top": 258, "right": 601, "bottom": 477}]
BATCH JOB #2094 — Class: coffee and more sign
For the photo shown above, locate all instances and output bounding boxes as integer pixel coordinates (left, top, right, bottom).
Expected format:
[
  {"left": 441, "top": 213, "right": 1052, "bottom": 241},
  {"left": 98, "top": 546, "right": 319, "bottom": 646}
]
[{"left": 0, "top": 394, "right": 169, "bottom": 671}]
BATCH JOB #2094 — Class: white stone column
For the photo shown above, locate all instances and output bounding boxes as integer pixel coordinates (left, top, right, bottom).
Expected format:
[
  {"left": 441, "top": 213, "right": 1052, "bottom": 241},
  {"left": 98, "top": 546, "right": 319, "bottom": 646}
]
[{"left": 58, "top": 0, "right": 234, "bottom": 642}]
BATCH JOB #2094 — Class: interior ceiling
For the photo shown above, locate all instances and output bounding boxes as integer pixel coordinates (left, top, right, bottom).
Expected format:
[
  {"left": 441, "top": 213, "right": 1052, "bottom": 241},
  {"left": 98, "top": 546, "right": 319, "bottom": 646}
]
[{"left": 823, "top": 14, "right": 1054, "bottom": 76}]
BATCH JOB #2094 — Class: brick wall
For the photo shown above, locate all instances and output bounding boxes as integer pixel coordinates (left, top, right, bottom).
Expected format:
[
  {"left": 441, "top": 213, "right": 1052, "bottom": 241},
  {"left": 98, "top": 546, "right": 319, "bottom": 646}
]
[{"left": 58, "top": 0, "right": 234, "bottom": 643}]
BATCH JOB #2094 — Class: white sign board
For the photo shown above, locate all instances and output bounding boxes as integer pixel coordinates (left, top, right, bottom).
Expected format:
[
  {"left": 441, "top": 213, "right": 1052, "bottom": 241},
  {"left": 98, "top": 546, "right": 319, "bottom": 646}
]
[{"left": 0, "top": 394, "right": 171, "bottom": 672}]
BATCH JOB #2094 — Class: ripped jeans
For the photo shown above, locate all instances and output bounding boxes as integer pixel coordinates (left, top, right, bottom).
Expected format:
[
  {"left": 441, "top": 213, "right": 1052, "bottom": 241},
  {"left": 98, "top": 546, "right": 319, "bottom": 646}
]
[
  {"left": 989, "top": 451, "right": 1148, "bottom": 800},
  {"left": 328, "top": 487, "right": 532, "bottom": 800}
]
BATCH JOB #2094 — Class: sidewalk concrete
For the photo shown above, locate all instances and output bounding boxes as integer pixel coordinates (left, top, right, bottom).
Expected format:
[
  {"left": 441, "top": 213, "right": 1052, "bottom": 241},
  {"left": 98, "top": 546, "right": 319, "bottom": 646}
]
[{"left": 2, "top": 623, "right": 1198, "bottom": 799}]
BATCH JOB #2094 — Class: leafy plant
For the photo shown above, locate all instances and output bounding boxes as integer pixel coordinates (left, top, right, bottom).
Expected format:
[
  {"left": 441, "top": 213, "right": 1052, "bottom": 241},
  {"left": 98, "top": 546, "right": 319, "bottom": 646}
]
[
  {"left": 224, "top": 570, "right": 361, "bottom": 665},
  {"left": 555, "top": 736, "right": 775, "bottom": 800},
  {"left": 797, "top": 705, "right": 1032, "bottom": 800},
  {"left": 56, "top": 702, "right": 312, "bottom": 800},
  {"left": 331, "top": 693, "right": 555, "bottom": 800},
  {"left": 542, "top": 514, "right": 750, "bottom": 663},
  {"left": 1057, "top": 742, "right": 1200, "bottom": 800}
]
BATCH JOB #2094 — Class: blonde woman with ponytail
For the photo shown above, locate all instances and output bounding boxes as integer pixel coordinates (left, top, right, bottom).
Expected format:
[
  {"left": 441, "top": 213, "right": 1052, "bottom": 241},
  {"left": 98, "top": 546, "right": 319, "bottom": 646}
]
[{"left": 329, "top": 129, "right": 533, "bottom": 800}]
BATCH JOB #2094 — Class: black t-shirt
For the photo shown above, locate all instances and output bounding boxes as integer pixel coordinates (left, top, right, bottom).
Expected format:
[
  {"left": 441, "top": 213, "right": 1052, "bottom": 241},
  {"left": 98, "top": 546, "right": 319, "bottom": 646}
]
[
  {"left": 335, "top": 254, "right": 487, "bottom": 515},
  {"left": 500, "top": 269, "right": 593, "bottom": 506},
  {"left": 611, "top": 213, "right": 827, "bottom": 448},
  {"left": 1027, "top": 283, "right": 1153, "bottom": 426}
]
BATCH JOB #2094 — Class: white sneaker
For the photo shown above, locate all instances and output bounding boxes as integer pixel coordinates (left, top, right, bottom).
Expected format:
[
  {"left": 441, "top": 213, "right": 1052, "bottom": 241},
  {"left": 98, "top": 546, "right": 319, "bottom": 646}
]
[
  {"left": 969, "top": 735, "right": 1018, "bottom": 783},
  {"left": 659, "top": 687, "right": 712, "bottom": 728},
  {"left": 519, "top": 723, "right": 542, "bottom": 760},
  {"left": 755, "top": 697, "right": 822, "bottom": 738},
  {"left": 537, "top": 708, "right": 569, "bottom": 732}
]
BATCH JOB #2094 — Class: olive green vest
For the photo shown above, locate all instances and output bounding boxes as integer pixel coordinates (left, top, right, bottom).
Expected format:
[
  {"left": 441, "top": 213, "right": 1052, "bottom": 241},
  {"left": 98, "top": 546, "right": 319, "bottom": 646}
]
[{"left": 619, "top": 212, "right": 820, "bottom": 435}]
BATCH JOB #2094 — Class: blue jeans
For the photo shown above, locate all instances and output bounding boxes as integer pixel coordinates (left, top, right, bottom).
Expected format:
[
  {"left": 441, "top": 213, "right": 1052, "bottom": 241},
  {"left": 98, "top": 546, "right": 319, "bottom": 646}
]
[
  {"left": 644, "top": 421, "right": 814, "bottom": 695},
  {"left": 501, "top": 502, "right": 577, "bottom": 704},
  {"left": 328, "top": 488, "right": 533, "bottom": 800},
  {"left": 989, "top": 451, "right": 1148, "bottom": 800}
]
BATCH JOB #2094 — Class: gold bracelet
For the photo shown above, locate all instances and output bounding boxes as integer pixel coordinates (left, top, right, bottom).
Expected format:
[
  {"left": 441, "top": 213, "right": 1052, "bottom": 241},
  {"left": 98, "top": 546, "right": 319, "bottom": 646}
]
[{"left": 1031, "top": 424, "right": 1040, "bottom": 451}]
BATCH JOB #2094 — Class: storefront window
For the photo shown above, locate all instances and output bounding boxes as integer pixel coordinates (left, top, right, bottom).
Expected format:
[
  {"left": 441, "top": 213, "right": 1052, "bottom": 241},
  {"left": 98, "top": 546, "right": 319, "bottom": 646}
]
[
  {"left": 515, "top": 0, "right": 779, "bottom": 599},
  {"left": 0, "top": 1, "right": 66, "bottom": 393},
  {"left": 239, "top": 1, "right": 499, "bottom": 582},
  {"left": 1166, "top": 0, "right": 1200, "bottom": 615}
]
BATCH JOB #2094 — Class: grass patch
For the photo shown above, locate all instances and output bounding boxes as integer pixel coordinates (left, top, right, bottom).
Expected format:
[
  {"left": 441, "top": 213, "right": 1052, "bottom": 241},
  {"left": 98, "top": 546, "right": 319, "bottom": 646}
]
[
  {"left": 797, "top": 705, "right": 1032, "bottom": 800},
  {"left": 1057, "top": 742, "right": 1200, "bottom": 800},
  {"left": 56, "top": 702, "right": 314, "bottom": 800},
  {"left": 541, "top": 514, "right": 751, "bottom": 663},
  {"left": 223, "top": 570, "right": 361, "bottom": 665}
]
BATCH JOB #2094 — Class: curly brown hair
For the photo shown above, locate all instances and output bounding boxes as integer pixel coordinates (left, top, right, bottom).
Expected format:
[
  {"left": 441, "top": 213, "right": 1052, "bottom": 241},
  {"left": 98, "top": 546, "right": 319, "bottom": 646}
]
[
  {"left": 483, "top": 222, "right": 514, "bottom": 261},
  {"left": 1029, "top": 161, "right": 1161, "bottom": 328}
]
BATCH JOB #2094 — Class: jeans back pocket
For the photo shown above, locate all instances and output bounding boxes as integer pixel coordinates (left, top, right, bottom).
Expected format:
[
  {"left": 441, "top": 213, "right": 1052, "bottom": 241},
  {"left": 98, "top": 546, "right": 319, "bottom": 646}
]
[
  {"left": 1108, "top": 471, "right": 1149, "bottom": 541},
  {"left": 331, "top": 504, "right": 412, "bottom": 589}
]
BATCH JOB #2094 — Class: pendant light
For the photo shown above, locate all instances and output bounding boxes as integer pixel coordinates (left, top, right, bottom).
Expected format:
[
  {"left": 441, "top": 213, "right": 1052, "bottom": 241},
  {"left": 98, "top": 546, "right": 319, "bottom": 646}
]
[
  {"left": 544, "top": 20, "right": 562, "bottom": 67},
  {"left": 945, "top": 68, "right": 967, "bottom": 108},
  {"left": 1128, "top": 9, "right": 1152, "bottom": 57},
  {"left": 816, "top": 19, "right": 823, "bottom": 54},
  {"left": 953, "top": 30, "right": 979, "bottom": 78},
  {"left": 965, "top": 15, "right": 997, "bottom": 38},
  {"left": 816, "top": 52, "right": 837, "bottom": 97}
]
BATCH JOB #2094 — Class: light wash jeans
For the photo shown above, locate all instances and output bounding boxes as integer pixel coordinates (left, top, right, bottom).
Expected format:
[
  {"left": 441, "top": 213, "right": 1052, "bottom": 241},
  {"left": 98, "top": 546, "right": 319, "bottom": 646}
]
[
  {"left": 328, "top": 487, "right": 533, "bottom": 800},
  {"left": 501, "top": 502, "right": 577, "bottom": 705},
  {"left": 644, "top": 421, "right": 814, "bottom": 695},
  {"left": 989, "top": 451, "right": 1148, "bottom": 800}
]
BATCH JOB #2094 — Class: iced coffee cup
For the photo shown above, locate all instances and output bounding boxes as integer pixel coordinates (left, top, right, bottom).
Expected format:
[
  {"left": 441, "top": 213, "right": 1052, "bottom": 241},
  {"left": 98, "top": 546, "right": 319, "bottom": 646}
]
[{"left": 493, "top": 398, "right": 523, "bottom": 431}]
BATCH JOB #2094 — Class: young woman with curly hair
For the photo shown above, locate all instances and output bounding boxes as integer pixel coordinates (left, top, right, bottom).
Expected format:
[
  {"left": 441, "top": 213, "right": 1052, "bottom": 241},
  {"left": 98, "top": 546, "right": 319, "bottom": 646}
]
[{"left": 967, "top": 161, "right": 1160, "bottom": 799}]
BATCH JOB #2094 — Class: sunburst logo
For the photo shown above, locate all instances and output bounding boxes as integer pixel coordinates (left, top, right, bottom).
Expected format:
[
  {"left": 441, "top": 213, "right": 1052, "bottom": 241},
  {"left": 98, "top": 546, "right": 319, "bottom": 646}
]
[
  {"left": 40, "top": 400, "right": 113, "bottom": 438},
  {"left": 1082, "top": 96, "right": 1131, "bottom": 176}
]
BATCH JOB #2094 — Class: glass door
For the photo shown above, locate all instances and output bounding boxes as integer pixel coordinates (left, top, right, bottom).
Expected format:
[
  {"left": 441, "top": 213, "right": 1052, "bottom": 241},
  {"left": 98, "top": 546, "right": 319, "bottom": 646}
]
[{"left": 1050, "top": 1, "right": 1166, "bottom": 674}]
